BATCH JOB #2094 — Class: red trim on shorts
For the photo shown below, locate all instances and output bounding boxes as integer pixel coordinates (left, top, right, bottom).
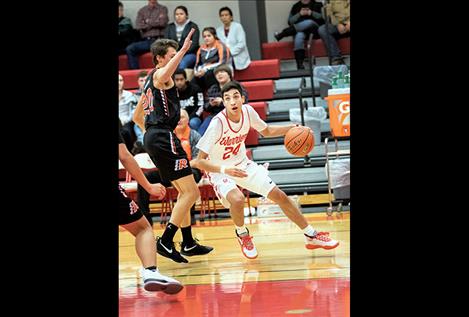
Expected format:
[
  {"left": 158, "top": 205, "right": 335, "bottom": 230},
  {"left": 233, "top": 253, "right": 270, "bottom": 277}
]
[{"left": 169, "top": 132, "right": 178, "bottom": 154}]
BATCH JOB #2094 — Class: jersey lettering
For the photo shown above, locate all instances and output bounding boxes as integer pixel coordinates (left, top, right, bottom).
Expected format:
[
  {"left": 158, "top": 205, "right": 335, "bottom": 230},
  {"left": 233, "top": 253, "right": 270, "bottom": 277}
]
[
  {"left": 142, "top": 88, "right": 154, "bottom": 115},
  {"left": 223, "top": 144, "right": 241, "bottom": 160},
  {"left": 174, "top": 159, "right": 188, "bottom": 171}
]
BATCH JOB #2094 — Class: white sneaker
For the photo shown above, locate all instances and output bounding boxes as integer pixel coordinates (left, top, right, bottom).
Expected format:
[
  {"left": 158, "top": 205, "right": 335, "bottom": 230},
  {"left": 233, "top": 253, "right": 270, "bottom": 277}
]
[
  {"left": 305, "top": 232, "right": 339, "bottom": 250},
  {"left": 139, "top": 267, "right": 184, "bottom": 294},
  {"left": 236, "top": 229, "right": 258, "bottom": 259}
]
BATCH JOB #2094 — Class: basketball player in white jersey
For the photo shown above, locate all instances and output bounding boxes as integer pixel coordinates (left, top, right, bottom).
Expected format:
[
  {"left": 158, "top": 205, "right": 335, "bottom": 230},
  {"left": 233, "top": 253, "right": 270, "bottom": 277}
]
[{"left": 192, "top": 81, "right": 339, "bottom": 259}]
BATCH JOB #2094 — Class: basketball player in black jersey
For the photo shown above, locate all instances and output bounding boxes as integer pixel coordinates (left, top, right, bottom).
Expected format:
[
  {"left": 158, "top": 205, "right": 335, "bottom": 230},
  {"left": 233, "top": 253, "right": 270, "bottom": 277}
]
[
  {"left": 133, "top": 29, "right": 212, "bottom": 263},
  {"left": 119, "top": 126, "right": 183, "bottom": 293}
]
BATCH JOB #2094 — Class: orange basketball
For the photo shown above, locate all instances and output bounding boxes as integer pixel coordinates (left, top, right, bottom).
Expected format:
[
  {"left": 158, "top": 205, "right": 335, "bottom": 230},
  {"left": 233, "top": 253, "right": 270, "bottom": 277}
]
[{"left": 284, "top": 126, "right": 314, "bottom": 157}]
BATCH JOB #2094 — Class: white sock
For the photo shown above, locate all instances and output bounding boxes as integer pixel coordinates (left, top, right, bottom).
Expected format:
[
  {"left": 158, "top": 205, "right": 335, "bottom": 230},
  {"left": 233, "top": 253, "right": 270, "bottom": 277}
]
[
  {"left": 302, "top": 225, "right": 316, "bottom": 237},
  {"left": 236, "top": 225, "right": 248, "bottom": 236}
]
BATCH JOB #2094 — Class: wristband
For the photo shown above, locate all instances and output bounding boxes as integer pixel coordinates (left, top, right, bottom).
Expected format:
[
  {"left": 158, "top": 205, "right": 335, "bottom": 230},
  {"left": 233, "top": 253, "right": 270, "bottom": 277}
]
[{"left": 220, "top": 165, "right": 226, "bottom": 174}]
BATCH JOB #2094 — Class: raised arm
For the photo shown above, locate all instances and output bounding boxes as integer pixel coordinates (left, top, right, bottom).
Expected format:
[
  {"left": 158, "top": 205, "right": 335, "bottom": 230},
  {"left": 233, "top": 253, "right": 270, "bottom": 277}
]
[{"left": 154, "top": 28, "right": 196, "bottom": 84}]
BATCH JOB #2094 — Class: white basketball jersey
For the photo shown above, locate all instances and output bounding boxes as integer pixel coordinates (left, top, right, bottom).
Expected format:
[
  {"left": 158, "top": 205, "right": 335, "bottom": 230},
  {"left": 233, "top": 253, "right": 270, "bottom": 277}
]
[{"left": 197, "top": 104, "right": 267, "bottom": 169}]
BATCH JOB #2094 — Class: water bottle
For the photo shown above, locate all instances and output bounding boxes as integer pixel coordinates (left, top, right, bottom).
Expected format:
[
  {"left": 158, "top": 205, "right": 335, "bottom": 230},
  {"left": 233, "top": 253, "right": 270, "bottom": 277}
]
[
  {"left": 344, "top": 73, "right": 350, "bottom": 88},
  {"left": 337, "top": 70, "right": 345, "bottom": 88},
  {"left": 331, "top": 76, "right": 338, "bottom": 89}
]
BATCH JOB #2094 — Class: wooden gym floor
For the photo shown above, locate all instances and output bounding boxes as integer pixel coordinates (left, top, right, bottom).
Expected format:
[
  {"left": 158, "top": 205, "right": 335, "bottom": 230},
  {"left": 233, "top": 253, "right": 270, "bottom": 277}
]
[{"left": 119, "top": 212, "right": 350, "bottom": 317}]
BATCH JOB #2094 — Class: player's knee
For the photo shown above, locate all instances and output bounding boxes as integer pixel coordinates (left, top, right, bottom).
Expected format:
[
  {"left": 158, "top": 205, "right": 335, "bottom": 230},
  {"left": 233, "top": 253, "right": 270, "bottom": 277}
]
[
  {"left": 269, "top": 187, "right": 288, "bottom": 203},
  {"left": 230, "top": 194, "right": 245, "bottom": 209}
]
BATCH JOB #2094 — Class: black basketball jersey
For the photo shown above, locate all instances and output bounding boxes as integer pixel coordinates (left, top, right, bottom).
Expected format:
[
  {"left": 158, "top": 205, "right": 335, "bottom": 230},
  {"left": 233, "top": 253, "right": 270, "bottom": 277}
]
[{"left": 142, "top": 68, "right": 181, "bottom": 131}]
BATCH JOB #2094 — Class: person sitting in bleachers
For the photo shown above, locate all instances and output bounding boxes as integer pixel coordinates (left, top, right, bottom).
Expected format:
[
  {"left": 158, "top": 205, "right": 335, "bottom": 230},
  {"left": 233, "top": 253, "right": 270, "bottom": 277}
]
[
  {"left": 132, "top": 71, "right": 149, "bottom": 154},
  {"left": 126, "top": 0, "right": 169, "bottom": 69},
  {"left": 198, "top": 64, "right": 248, "bottom": 136},
  {"left": 274, "top": 0, "right": 324, "bottom": 70},
  {"left": 216, "top": 6, "right": 251, "bottom": 71},
  {"left": 118, "top": 1, "right": 139, "bottom": 55},
  {"left": 317, "top": 0, "right": 350, "bottom": 65},
  {"left": 164, "top": 6, "right": 200, "bottom": 70},
  {"left": 134, "top": 70, "right": 148, "bottom": 99},
  {"left": 119, "top": 73, "right": 138, "bottom": 152},
  {"left": 173, "top": 69, "right": 205, "bottom": 131},
  {"left": 191, "top": 27, "right": 231, "bottom": 92}
]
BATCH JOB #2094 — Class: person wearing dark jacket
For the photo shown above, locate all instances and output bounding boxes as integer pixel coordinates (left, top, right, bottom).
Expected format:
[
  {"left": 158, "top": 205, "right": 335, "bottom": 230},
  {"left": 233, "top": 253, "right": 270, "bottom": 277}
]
[
  {"left": 198, "top": 64, "right": 248, "bottom": 136},
  {"left": 173, "top": 69, "right": 205, "bottom": 130},
  {"left": 164, "top": 6, "right": 200, "bottom": 69},
  {"left": 274, "top": 0, "right": 324, "bottom": 69}
]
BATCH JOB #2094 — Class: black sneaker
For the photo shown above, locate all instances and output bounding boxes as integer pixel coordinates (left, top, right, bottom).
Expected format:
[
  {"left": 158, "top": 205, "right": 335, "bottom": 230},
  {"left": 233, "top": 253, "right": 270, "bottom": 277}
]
[
  {"left": 180, "top": 240, "right": 214, "bottom": 256},
  {"left": 156, "top": 237, "right": 188, "bottom": 263}
]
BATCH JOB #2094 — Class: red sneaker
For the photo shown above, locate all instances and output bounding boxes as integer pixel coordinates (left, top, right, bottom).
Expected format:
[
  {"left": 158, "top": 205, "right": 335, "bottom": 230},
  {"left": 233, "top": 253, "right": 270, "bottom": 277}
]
[{"left": 305, "top": 232, "right": 339, "bottom": 250}]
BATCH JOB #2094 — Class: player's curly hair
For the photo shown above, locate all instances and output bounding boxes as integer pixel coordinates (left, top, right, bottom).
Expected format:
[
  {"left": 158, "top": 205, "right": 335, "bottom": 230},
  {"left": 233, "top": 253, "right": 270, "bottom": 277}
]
[{"left": 151, "top": 39, "right": 179, "bottom": 65}]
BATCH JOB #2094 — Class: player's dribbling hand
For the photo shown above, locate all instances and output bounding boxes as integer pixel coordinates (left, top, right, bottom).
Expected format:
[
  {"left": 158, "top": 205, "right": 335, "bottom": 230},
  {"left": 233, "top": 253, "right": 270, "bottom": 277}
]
[
  {"left": 181, "top": 28, "right": 195, "bottom": 52},
  {"left": 147, "top": 183, "right": 166, "bottom": 199},
  {"left": 226, "top": 167, "right": 248, "bottom": 178}
]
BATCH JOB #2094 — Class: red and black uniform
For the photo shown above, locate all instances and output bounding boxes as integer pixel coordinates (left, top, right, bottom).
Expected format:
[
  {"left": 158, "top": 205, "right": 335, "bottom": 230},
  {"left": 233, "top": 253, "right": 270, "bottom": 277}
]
[
  {"left": 142, "top": 68, "right": 193, "bottom": 182},
  {"left": 119, "top": 129, "right": 144, "bottom": 225}
]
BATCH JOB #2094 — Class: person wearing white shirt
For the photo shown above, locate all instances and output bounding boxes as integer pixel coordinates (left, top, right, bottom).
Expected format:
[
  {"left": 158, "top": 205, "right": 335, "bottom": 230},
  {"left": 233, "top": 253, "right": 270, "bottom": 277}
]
[{"left": 216, "top": 7, "right": 251, "bottom": 71}]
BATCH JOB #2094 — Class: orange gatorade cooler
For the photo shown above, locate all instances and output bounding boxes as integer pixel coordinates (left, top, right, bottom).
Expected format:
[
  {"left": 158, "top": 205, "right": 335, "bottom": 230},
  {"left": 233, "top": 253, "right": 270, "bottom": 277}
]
[{"left": 325, "top": 88, "right": 350, "bottom": 137}]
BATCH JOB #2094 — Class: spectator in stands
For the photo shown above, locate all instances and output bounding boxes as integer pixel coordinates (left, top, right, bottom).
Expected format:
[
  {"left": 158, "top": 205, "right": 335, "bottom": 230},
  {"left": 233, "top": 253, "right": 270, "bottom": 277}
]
[
  {"left": 274, "top": 0, "right": 324, "bottom": 70},
  {"left": 119, "top": 73, "right": 138, "bottom": 152},
  {"left": 192, "top": 27, "right": 231, "bottom": 92},
  {"left": 134, "top": 70, "right": 149, "bottom": 99},
  {"left": 119, "top": 1, "right": 139, "bottom": 55},
  {"left": 126, "top": 0, "right": 169, "bottom": 69},
  {"left": 118, "top": 124, "right": 183, "bottom": 294},
  {"left": 136, "top": 109, "right": 213, "bottom": 257},
  {"left": 216, "top": 6, "right": 251, "bottom": 71},
  {"left": 317, "top": 0, "right": 350, "bottom": 65},
  {"left": 174, "top": 69, "right": 205, "bottom": 131},
  {"left": 132, "top": 71, "right": 149, "bottom": 154},
  {"left": 164, "top": 6, "right": 200, "bottom": 70},
  {"left": 198, "top": 64, "right": 248, "bottom": 136}
]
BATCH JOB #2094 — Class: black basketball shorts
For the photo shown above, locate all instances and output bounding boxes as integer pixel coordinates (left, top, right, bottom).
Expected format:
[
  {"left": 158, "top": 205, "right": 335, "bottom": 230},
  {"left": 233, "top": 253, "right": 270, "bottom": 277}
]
[
  {"left": 144, "top": 128, "right": 193, "bottom": 183},
  {"left": 118, "top": 186, "right": 144, "bottom": 225}
]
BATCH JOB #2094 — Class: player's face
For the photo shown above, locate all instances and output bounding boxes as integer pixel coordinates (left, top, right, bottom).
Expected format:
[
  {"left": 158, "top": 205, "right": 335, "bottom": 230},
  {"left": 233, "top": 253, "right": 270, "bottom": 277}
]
[
  {"left": 174, "top": 9, "right": 187, "bottom": 24},
  {"left": 118, "top": 74, "right": 124, "bottom": 90},
  {"left": 118, "top": 6, "right": 123, "bottom": 18},
  {"left": 223, "top": 89, "right": 245, "bottom": 116},
  {"left": 203, "top": 31, "right": 215, "bottom": 46},
  {"left": 219, "top": 10, "right": 232, "bottom": 25},
  {"left": 157, "top": 47, "right": 177, "bottom": 66},
  {"left": 174, "top": 74, "right": 186, "bottom": 89}
]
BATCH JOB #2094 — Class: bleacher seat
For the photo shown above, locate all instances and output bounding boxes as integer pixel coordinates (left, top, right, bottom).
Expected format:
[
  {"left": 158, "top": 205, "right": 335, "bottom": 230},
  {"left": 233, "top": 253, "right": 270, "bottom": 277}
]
[
  {"left": 234, "top": 59, "right": 280, "bottom": 81},
  {"left": 262, "top": 38, "right": 350, "bottom": 60},
  {"left": 249, "top": 102, "right": 267, "bottom": 120},
  {"left": 119, "top": 52, "right": 154, "bottom": 71},
  {"left": 245, "top": 128, "right": 259, "bottom": 146},
  {"left": 242, "top": 80, "right": 274, "bottom": 101},
  {"left": 120, "top": 69, "right": 153, "bottom": 90}
]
